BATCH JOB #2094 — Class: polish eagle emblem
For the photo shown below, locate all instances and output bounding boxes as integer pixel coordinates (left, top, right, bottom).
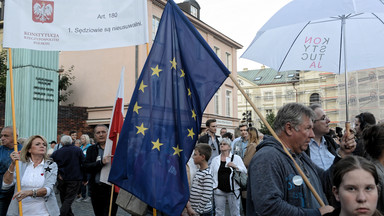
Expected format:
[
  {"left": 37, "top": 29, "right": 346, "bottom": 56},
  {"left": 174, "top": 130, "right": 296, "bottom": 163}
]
[{"left": 32, "top": 0, "right": 54, "bottom": 23}]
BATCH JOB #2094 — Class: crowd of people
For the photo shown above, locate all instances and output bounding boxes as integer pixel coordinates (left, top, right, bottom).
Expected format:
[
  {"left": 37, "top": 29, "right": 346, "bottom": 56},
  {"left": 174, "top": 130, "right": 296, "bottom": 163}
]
[
  {"left": 0, "top": 125, "right": 116, "bottom": 216},
  {"left": 1, "top": 102, "right": 384, "bottom": 216},
  {"left": 185, "top": 103, "right": 384, "bottom": 216}
]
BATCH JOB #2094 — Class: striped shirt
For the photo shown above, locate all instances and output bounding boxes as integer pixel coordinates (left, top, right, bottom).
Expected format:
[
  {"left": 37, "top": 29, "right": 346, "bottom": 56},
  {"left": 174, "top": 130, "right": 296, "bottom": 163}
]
[{"left": 189, "top": 168, "right": 213, "bottom": 214}]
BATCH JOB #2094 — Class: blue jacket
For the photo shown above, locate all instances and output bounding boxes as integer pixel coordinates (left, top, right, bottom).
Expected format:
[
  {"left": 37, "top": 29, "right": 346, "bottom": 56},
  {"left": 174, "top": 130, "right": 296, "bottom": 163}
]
[
  {"left": 247, "top": 136, "right": 332, "bottom": 216},
  {"left": 0, "top": 144, "right": 22, "bottom": 198}
]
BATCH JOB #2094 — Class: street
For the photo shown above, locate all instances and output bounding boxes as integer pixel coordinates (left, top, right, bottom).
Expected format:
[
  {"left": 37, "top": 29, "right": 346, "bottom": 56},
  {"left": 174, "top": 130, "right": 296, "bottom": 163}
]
[{"left": 56, "top": 194, "right": 131, "bottom": 216}]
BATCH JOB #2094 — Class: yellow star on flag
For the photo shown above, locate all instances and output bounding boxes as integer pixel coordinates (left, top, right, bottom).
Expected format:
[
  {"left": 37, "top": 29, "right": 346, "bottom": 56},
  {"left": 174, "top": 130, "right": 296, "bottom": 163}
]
[
  {"left": 133, "top": 102, "right": 142, "bottom": 114},
  {"left": 136, "top": 123, "right": 148, "bottom": 136},
  {"left": 173, "top": 145, "right": 183, "bottom": 157},
  {"left": 188, "top": 88, "right": 191, "bottom": 96},
  {"left": 139, "top": 81, "right": 147, "bottom": 93},
  {"left": 152, "top": 139, "right": 163, "bottom": 151},
  {"left": 151, "top": 65, "right": 162, "bottom": 77},
  {"left": 187, "top": 128, "right": 195, "bottom": 139},
  {"left": 170, "top": 58, "right": 177, "bottom": 70},
  {"left": 191, "top": 109, "right": 196, "bottom": 120},
  {"left": 180, "top": 69, "right": 185, "bottom": 77}
]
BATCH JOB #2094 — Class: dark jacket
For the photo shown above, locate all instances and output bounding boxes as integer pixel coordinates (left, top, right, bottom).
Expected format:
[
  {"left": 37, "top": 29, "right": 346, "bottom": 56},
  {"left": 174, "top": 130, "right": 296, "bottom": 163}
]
[
  {"left": 305, "top": 135, "right": 338, "bottom": 157},
  {"left": 247, "top": 136, "right": 333, "bottom": 216},
  {"left": 83, "top": 143, "right": 105, "bottom": 186},
  {"left": 198, "top": 133, "right": 220, "bottom": 154},
  {"left": 51, "top": 144, "right": 85, "bottom": 181}
]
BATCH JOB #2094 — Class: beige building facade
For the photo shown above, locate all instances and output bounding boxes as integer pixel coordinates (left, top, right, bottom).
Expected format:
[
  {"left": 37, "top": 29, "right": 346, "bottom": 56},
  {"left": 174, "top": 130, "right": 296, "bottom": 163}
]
[
  {"left": 238, "top": 67, "right": 384, "bottom": 130},
  {"left": 59, "top": 0, "right": 242, "bottom": 133}
]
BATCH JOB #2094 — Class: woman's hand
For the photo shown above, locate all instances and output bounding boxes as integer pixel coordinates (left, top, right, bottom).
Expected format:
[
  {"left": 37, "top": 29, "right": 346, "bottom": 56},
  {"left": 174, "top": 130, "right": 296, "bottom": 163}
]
[
  {"left": 227, "top": 162, "right": 238, "bottom": 170},
  {"left": 9, "top": 151, "right": 20, "bottom": 163},
  {"left": 13, "top": 190, "right": 32, "bottom": 202}
]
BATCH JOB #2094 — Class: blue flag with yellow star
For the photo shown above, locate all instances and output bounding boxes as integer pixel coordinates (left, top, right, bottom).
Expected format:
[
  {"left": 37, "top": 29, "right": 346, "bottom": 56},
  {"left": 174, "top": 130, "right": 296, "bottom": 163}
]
[{"left": 108, "top": 0, "right": 230, "bottom": 215}]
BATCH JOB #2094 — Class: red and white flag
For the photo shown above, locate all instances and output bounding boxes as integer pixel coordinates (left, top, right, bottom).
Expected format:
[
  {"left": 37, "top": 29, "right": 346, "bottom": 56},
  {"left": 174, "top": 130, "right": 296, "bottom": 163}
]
[{"left": 100, "top": 67, "right": 125, "bottom": 185}]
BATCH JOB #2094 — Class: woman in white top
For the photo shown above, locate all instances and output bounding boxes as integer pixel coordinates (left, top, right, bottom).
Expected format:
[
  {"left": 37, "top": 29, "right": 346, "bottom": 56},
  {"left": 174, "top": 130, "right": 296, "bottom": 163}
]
[
  {"left": 210, "top": 138, "right": 247, "bottom": 216},
  {"left": 3, "top": 135, "right": 60, "bottom": 216}
]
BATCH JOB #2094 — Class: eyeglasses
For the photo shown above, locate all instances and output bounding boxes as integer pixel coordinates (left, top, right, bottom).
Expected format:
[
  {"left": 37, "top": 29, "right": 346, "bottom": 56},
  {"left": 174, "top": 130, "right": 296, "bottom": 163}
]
[
  {"left": 314, "top": 115, "right": 329, "bottom": 122},
  {"left": 220, "top": 143, "right": 228, "bottom": 146}
]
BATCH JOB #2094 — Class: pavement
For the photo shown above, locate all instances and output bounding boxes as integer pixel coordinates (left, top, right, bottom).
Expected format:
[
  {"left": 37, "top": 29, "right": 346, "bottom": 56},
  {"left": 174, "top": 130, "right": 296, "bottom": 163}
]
[
  {"left": 56, "top": 194, "right": 131, "bottom": 216},
  {"left": 57, "top": 194, "right": 239, "bottom": 216}
]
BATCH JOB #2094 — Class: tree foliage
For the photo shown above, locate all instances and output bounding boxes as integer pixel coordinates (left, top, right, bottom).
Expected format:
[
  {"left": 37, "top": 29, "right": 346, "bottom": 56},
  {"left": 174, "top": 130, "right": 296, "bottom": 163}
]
[
  {"left": 58, "top": 65, "right": 76, "bottom": 103},
  {"left": 0, "top": 50, "right": 8, "bottom": 102},
  {"left": 259, "top": 111, "right": 276, "bottom": 136}
]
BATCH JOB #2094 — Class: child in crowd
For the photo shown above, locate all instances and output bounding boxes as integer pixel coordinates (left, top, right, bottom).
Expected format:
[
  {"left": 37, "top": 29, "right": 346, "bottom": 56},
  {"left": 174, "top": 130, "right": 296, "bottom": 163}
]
[
  {"left": 324, "top": 156, "right": 383, "bottom": 216},
  {"left": 187, "top": 143, "right": 213, "bottom": 216}
]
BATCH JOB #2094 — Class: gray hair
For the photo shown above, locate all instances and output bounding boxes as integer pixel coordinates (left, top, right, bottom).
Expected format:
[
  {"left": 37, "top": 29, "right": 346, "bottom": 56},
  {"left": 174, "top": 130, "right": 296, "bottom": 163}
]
[
  {"left": 309, "top": 103, "right": 322, "bottom": 112},
  {"left": 61, "top": 135, "right": 73, "bottom": 146},
  {"left": 221, "top": 138, "right": 231, "bottom": 145},
  {"left": 94, "top": 124, "right": 109, "bottom": 133},
  {"left": 220, "top": 138, "right": 232, "bottom": 151},
  {"left": 274, "top": 103, "right": 315, "bottom": 135},
  {"left": 2, "top": 126, "right": 19, "bottom": 136}
]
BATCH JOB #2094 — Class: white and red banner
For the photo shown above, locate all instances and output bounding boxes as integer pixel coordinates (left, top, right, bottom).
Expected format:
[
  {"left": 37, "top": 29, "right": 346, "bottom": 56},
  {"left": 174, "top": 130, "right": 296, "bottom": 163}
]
[
  {"left": 4, "top": 0, "right": 148, "bottom": 51},
  {"left": 100, "top": 67, "right": 125, "bottom": 185}
]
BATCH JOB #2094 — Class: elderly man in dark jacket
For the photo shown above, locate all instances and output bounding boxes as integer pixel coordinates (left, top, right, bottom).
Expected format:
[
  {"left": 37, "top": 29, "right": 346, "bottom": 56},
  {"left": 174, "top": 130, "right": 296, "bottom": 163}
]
[
  {"left": 51, "top": 135, "right": 85, "bottom": 216},
  {"left": 247, "top": 103, "right": 356, "bottom": 216},
  {"left": 83, "top": 125, "right": 117, "bottom": 216}
]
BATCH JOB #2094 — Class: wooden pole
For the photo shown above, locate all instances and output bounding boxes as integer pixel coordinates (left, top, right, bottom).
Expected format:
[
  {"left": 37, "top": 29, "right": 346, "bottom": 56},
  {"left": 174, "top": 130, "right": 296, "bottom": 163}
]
[
  {"left": 8, "top": 48, "right": 24, "bottom": 215},
  {"left": 145, "top": 42, "right": 158, "bottom": 215},
  {"left": 108, "top": 134, "right": 119, "bottom": 216},
  {"left": 228, "top": 73, "right": 325, "bottom": 207}
]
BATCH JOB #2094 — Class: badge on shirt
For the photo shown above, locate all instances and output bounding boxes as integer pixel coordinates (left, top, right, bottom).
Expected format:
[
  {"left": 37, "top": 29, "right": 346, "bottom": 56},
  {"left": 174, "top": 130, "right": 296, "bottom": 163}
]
[{"left": 292, "top": 175, "right": 303, "bottom": 186}]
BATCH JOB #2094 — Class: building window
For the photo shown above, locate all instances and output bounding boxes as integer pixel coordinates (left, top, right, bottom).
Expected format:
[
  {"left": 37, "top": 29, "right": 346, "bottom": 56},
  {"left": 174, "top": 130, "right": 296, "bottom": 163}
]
[
  {"left": 190, "top": 5, "right": 198, "bottom": 17},
  {"left": 214, "top": 46, "right": 221, "bottom": 59},
  {"left": 152, "top": 16, "right": 160, "bottom": 40},
  {"left": 264, "top": 92, "right": 273, "bottom": 101},
  {"left": 0, "top": 1, "right": 4, "bottom": 21},
  {"left": 309, "top": 93, "right": 320, "bottom": 105},
  {"left": 226, "top": 90, "right": 232, "bottom": 117},
  {"left": 266, "top": 109, "right": 272, "bottom": 114},
  {"left": 214, "top": 90, "right": 220, "bottom": 115},
  {"left": 226, "top": 52, "right": 232, "bottom": 71},
  {"left": 286, "top": 90, "right": 294, "bottom": 100}
]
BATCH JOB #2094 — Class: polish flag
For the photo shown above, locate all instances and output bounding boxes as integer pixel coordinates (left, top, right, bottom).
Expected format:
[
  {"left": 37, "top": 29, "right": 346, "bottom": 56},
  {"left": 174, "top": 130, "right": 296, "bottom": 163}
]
[{"left": 100, "top": 67, "right": 125, "bottom": 187}]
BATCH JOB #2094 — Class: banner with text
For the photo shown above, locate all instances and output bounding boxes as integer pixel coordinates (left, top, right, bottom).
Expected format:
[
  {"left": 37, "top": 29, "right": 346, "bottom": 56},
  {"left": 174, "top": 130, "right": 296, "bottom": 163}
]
[{"left": 4, "top": 0, "right": 148, "bottom": 51}]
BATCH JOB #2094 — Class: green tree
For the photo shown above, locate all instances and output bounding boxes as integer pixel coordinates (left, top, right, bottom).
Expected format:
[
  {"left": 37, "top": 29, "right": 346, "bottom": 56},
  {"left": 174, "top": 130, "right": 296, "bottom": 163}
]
[
  {"left": 259, "top": 112, "right": 276, "bottom": 136},
  {"left": 0, "top": 50, "right": 8, "bottom": 102},
  {"left": 58, "top": 65, "right": 76, "bottom": 103}
]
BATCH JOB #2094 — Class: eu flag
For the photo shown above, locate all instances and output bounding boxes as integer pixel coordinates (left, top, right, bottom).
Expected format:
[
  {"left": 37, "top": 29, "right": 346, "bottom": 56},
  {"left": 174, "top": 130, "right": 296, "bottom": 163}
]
[{"left": 108, "top": 0, "right": 230, "bottom": 215}]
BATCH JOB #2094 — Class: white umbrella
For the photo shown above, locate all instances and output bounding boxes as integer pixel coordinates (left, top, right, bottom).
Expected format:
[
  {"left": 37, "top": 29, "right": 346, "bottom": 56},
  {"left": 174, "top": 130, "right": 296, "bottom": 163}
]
[{"left": 242, "top": 0, "right": 384, "bottom": 120}]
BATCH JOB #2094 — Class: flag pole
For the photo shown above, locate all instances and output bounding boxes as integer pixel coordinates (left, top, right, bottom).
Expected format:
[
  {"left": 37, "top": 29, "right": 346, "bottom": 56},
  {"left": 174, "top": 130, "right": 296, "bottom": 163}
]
[
  {"left": 228, "top": 73, "right": 325, "bottom": 207},
  {"left": 108, "top": 134, "right": 119, "bottom": 216},
  {"left": 8, "top": 48, "right": 24, "bottom": 214},
  {"left": 145, "top": 42, "right": 157, "bottom": 216}
]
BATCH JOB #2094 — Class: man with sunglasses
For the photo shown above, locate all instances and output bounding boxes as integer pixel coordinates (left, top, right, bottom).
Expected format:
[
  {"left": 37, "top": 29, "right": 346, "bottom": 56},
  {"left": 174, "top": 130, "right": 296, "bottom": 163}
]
[
  {"left": 198, "top": 119, "right": 220, "bottom": 165},
  {"left": 306, "top": 104, "right": 339, "bottom": 170}
]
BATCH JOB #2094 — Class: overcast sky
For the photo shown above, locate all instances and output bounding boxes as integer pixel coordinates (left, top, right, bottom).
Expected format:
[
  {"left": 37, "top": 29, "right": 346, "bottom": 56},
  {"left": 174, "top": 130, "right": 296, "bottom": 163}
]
[{"left": 174, "top": 0, "right": 291, "bottom": 71}]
